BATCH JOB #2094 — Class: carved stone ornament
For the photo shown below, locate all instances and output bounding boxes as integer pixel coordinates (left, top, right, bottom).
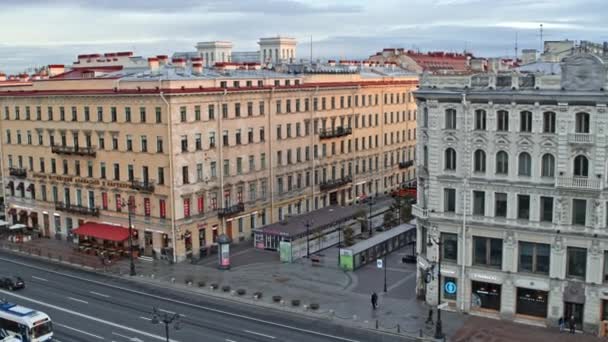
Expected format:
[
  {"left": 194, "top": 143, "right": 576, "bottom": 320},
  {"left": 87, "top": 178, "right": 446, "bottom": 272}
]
[
  {"left": 591, "top": 239, "right": 601, "bottom": 256},
  {"left": 504, "top": 231, "right": 515, "bottom": 247},
  {"left": 553, "top": 235, "right": 564, "bottom": 252}
]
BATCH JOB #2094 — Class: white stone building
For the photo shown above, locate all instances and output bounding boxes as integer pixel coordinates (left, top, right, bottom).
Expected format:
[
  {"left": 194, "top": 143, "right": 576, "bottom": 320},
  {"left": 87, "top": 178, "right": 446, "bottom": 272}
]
[{"left": 413, "top": 53, "right": 608, "bottom": 333}]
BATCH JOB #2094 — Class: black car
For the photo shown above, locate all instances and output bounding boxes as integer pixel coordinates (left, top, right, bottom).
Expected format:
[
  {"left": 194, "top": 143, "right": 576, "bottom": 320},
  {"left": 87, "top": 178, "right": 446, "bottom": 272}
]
[{"left": 0, "top": 276, "right": 25, "bottom": 290}]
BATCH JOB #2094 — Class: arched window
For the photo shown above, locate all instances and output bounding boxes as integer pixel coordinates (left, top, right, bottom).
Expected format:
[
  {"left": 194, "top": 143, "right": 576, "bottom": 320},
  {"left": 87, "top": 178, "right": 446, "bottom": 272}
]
[
  {"left": 574, "top": 155, "right": 589, "bottom": 177},
  {"left": 575, "top": 112, "right": 590, "bottom": 133},
  {"left": 518, "top": 152, "right": 532, "bottom": 176},
  {"left": 474, "top": 150, "right": 486, "bottom": 173},
  {"left": 445, "top": 109, "right": 457, "bottom": 129},
  {"left": 475, "top": 109, "right": 486, "bottom": 130},
  {"left": 445, "top": 148, "right": 456, "bottom": 170},
  {"left": 543, "top": 111, "right": 556, "bottom": 133},
  {"left": 541, "top": 154, "right": 555, "bottom": 178},
  {"left": 520, "top": 111, "right": 532, "bottom": 132},
  {"left": 497, "top": 110, "right": 509, "bottom": 131},
  {"left": 496, "top": 151, "right": 509, "bottom": 175}
]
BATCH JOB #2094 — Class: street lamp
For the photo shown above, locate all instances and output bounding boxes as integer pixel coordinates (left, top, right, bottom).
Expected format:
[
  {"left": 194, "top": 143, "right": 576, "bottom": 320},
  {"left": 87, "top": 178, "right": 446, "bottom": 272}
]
[
  {"left": 119, "top": 195, "right": 136, "bottom": 276},
  {"left": 427, "top": 236, "right": 444, "bottom": 340},
  {"left": 337, "top": 223, "right": 341, "bottom": 266},
  {"left": 383, "top": 253, "right": 387, "bottom": 293},
  {"left": 305, "top": 220, "right": 312, "bottom": 258},
  {"left": 151, "top": 307, "right": 181, "bottom": 342},
  {"left": 368, "top": 195, "right": 373, "bottom": 237}
]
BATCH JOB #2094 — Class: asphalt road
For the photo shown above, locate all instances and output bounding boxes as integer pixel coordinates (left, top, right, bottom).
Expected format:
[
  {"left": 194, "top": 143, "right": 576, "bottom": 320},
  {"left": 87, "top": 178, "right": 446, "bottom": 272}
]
[{"left": 0, "top": 252, "right": 411, "bottom": 342}]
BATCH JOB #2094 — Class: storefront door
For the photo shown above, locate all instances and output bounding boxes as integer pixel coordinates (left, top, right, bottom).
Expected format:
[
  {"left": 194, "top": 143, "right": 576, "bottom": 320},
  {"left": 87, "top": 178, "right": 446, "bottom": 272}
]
[
  {"left": 471, "top": 281, "right": 501, "bottom": 311},
  {"left": 144, "top": 231, "right": 153, "bottom": 257},
  {"left": 226, "top": 221, "right": 233, "bottom": 240},
  {"left": 564, "top": 302, "right": 584, "bottom": 328},
  {"left": 43, "top": 214, "right": 49, "bottom": 237},
  {"left": 516, "top": 288, "right": 548, "bottom": 318},
  {"left": 329, "top": 192, "right": 338, "bottom": 205}
]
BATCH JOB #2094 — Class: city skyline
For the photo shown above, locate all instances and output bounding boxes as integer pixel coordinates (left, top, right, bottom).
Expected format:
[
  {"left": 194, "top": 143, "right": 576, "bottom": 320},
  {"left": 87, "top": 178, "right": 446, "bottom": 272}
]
[{"left": 2, "top": 0, "right": 607, "bottom": 73}]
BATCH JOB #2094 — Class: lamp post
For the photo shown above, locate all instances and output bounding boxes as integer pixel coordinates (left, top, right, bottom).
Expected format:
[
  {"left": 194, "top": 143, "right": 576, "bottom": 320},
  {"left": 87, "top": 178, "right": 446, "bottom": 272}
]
[
  {"left": 368, "top": 195, "right": 373, "bottom": 237},
  {"left": 337, "top": 223, "right": 341, "bottom": 266},
  {"left": 305, "top": 220, "right": 311, "bottom": 258},
  {"left": 427, "top": 236, "right": 444, "bottom": 340},
  {"left": 120, "top": 194, "right": 136, "bottom": 277},
  {"left": 383, "top": 253, "right": 387, "bottom": 293},
  {"left": 151, "top": 307, "right": 181, "bottom": 342}
]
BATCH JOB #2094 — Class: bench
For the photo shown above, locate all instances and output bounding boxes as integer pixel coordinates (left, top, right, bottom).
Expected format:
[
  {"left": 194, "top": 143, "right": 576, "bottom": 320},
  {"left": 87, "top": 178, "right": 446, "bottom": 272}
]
[{"left": 310, "top": 255, "right": 321, "bottom": 266}]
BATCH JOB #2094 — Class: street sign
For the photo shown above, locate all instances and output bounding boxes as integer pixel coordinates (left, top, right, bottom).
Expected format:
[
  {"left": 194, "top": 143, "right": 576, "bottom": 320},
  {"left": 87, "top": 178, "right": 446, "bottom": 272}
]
[
  {"left": 376, "top": 259, "right": 383, "bottom": 269},
  {"left": 444, "top": 281, "right": 457, "bottom": 294}
]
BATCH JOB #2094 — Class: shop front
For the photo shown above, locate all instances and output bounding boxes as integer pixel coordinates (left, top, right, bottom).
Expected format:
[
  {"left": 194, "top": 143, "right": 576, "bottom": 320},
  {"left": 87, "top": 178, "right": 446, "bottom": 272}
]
[
  {"left": 471, "top": 281, "right": 501, "bottom": 311},
  {"left": 516, "top": 288, "right": 548, "bottom": 318}
]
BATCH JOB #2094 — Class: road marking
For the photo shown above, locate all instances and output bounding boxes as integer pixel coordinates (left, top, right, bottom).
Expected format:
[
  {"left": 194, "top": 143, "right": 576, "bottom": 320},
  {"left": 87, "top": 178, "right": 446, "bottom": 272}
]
[
  {"left": 90, "top": 291, "right": 110, "bottom": 298},
  {"left": 0, "top": 289, "right": 180, "bottom": 342},
  {"left": 225, "top": 339, "right": 237, "bottom": 342},
  {"left": 112, "top": 332, "right": 144, "bottom": 341},
  {"left": 139, "top": 316, "right": 152, "bottom": 321},
  {"left": 55, "top": 322, "right": 104, "bottom": 340},
  {"left": 68, "top": 296, "right": 89, "bottom": 304},
  {"left": 244, "top": 330, "right": 276, "bottom": 339},
  {"left": 32, "top": 276, "right": 48, "bottom": 282},
  {"left": 0, "top": 256, "right": 363, "bottom": 342}
]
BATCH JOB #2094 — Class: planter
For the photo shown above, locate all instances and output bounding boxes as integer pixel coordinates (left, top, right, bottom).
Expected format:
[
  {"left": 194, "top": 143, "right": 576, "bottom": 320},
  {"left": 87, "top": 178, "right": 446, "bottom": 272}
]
[
  {"left": 291, "top": 299, "right": 300, "bottom": 307},
  {"left": 272, "top": 295, "right": 282, "bottom": 303},
  {"left": 309, "top": 303, "right": 320, "bottom": 310},
  {"left": 222, "top": 285, "right": 231, "bottom": 292},
  {"left": 253, "top": 292, "right": 263, "bottom": 299},
  {"left": 210, "top": 283, "right": 219, "bottom": 290},
  {"left": 237, "top": 289, "right": 246, "bottom": 296},
  {"left": 197, "top": 281, "right": 206, "bottom": 287}
]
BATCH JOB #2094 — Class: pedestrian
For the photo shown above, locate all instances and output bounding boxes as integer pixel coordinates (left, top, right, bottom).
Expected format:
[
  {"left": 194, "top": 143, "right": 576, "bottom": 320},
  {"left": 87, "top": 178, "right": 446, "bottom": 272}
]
[
  {"left": 558, "top": 317, "right": 564, "bottom": 332},
  {"left": 568, "top": 315, "right": 576, "bottom": 334},
  {"left": 371, "top": 292, "right": 378, "bottom": 310}
]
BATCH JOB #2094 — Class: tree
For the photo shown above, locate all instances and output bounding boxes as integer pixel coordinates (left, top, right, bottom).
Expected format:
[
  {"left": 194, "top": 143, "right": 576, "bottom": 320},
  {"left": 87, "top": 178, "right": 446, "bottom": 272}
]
[
  {"left": 392, "top": 195, "right": 413, "bottom": 224},
  {"left": 343, "top": 226, "right": 355, "bottom": 247},
  {"left": 355, "top": 209, "right": 368, "bottom": 233},
  {"left": 383, "top": 210, "right": 396, "bottom": 229}
]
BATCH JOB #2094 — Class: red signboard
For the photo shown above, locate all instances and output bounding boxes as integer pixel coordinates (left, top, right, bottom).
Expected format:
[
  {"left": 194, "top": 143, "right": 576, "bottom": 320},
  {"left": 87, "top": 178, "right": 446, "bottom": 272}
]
[
  {"left": 144, "top": 198, "right": 151, "bottom": 217},
  {"left": 159, "top": 199, "right": 166, "bottom": 218},
  {"left": 102, "top": 192, "right": 108, "bottom": 210},
  {"left": 197, "top": 196, "right": 204, "bottom": 214},
  {"left": 183, "top": 198, "right": 190, "bottom": 218},
  {"left": 115, "top": 194, "right": 121, "bottom": 212}
]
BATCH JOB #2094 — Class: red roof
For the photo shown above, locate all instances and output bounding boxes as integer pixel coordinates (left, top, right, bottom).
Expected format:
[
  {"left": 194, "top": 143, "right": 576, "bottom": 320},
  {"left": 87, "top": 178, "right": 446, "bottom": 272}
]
[{"left": 72, "top": 222, "right": 130, "bottom": 242}]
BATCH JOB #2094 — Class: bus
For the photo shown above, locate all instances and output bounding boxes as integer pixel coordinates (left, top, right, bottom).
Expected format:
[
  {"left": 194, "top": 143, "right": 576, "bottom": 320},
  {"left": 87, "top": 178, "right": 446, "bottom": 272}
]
[{"left": 0, "top": 301, "right": 53, "bottom": 342}]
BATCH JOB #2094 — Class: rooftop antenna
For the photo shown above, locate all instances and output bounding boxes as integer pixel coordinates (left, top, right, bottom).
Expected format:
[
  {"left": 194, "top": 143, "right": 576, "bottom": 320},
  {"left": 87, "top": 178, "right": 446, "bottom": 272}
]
[
  {"left": 539, "top": 24, "right": 544, "bottom": 52},
  {"left": 310, "top": 36, "right": 313, "bottom": 63},
  {"left": 514, "top": 32, "right": 518, "bottom": 59}
]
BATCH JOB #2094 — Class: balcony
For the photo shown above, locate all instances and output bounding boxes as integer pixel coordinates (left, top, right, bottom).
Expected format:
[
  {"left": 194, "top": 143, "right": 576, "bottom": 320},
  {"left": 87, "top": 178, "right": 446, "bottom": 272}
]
[
  {"left": 568, "top": 133, "right": 593, "bottom": 145},
  {"left": 51, "top": 145, "right": 97, "bottom": 157},
  {"left": 556, "top": 176, "right": 601, "bottom": 191},
  {"left": 319, "top": 175, "right": 353, "bottom": 191},
  {"left": 55, "top": 202, "right": 100, "bottom": 217},
  {"left": 399, "top": 160, "right": 414, "bottom": 169},
  {"left": 217, "top": 203, "right": 245, "bottom": 218},
  {"left": 412, "top": 204, "right": 428, "bottom": 220},
  {"left": 319, "top": 127, "right": 352, "bottom": 139},
  {"left": 130, "top": 180, "right": 155, "bottom": 193},
  {"left": 8, "top": 168, "right": 26, "bottom": 178}
]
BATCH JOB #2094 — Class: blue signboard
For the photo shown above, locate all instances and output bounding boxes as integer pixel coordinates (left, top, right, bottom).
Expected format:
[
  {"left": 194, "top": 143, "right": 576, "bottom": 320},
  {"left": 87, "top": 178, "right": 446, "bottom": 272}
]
[{"left": 444, "top": 281, "right": 457, "bottom": 294}]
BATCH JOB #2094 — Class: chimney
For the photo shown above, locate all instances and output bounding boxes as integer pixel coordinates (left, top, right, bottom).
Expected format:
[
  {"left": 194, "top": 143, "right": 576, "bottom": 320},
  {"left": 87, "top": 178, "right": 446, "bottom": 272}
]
[
  {"left": 0, "top": 73, "right": 6, "bottom": 81},
  {"left": 148, "top": 57, "right": 159, "bottom": 72},
  {"left": 328, "top": 60, "right": 336, "bottom": 66},
  {"left": 172, "top": 58, "right": 186, "bottom": 68},
  {"left": 48, "top": 64, "right": 65, "bottom": 77},
  {"left": 192, "top": 62, "right": 203, "bottom": 74},
  {"left": 157, "top": 55, "right": 169, "bottom": 65}
]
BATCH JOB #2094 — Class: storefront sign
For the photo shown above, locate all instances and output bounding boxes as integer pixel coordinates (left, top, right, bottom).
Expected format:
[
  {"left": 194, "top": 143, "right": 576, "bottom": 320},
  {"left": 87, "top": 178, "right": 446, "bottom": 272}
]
[
  {"left": 32, "top": 173, "right": 132, "bottom": 189},
  {"left": 470, "top": 273, "right": 500, "bottom": 283},
  {"left": 444, "top": 281, "right": 457, "bottom": 294}
]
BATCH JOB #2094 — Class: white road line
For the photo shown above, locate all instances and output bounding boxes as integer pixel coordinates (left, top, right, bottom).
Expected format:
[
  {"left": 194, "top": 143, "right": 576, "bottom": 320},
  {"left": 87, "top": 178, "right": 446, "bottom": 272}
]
[
  {"left": 225, "top": 339, "right": 237, "bottom": 342},
  {"left": 244, "top": 330, "right": 276, "bottom": 339},
  {"left": 55, "top": 322, "right": 104, "bottom": 340},
  {"left": 139, "top": 316, "right": 152, "bottom": 321},
  {"left": 32, "top": 276, "right": 48, "bottom": 281},
  {"left": 0, "top": 289, "right": 180, "bottom": 342},
  {"left": 112, "top": 332, "right": 144, "bottom": 341},
  {"left": 90, "top": 291, "right": 110, "bottom": 298},
  {"left": 0, "top": 256, "right": 362, "bottom": 342},
  {"left": 68, "top": 296, "right": 89, "bottom": 304}
]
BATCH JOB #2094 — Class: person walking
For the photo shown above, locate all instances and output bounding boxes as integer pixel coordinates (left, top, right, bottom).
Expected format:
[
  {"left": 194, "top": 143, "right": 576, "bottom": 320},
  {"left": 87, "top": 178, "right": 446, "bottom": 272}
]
[
  {"left": 558, "top": 317, "right": 564, "bottom": 332},
  {"left": 371, "top": 292, "right": 378, "bottom": 310},
  {"left": 568, "top": 315, "right": 576, "bottom": 334}
]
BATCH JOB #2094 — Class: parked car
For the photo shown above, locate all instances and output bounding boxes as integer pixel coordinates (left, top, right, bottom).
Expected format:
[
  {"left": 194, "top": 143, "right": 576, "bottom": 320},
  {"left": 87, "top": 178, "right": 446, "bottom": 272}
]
[{"left": 0, "top": 276, "right": 25, "bottom": 291}]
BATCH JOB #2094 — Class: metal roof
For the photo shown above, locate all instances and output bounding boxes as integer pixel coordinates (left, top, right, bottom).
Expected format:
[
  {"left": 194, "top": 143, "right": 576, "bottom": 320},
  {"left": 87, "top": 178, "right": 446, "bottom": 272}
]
[{"left": 341, "top": 223, "right": 415, "bottom": 255}]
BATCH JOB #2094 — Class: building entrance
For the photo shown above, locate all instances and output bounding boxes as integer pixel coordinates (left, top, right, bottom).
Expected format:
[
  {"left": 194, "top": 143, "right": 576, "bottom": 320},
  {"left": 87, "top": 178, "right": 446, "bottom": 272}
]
[{"left": 564, "top": 302, "right": 584, "bottom": 328}]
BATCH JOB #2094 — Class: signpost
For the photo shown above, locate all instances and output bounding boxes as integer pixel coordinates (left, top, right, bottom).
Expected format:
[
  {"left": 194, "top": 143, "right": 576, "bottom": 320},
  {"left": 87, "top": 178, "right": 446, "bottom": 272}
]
[{"left": 376, "top": 259, "right": 383, "bottom": 269}]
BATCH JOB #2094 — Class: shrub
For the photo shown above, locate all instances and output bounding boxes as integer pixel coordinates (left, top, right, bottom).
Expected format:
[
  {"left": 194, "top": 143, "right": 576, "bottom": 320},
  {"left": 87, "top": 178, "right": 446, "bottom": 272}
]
[
  {"left": 291, "top": 299, "right": 300, "bottom": 306},
  {"left": 197, "top": 281, "right": 206, "bottom": 287},
  {"left": 309, "top": 303, "right": 319, "bottom": 310},
  {"left": 222, "top": 285, "right": 231, "bottom": 292},
  {"left": 272, "top": 295, "right": 282, "bottom": 303},
  {"left": 237, "top": 289, "right": 246, "bottom": 296}
]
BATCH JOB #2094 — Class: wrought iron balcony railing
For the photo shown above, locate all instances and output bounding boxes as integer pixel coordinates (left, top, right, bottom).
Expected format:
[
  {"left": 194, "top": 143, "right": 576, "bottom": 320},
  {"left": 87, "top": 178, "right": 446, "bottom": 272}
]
[
  {"left": 319, "top": 127, "right": 353, "bottom": 139},
  {"left": 8, "top": 168, "right": 26, "bottom": 178},
  {"left": 319, "top": 175, "right": 353, "bottom": 191},
  {"left": 55, "top": 202, "right": 100, "bottom": 217},
  {"left": 217, "top": 203, "right": 245, "bottom": 218},
  {"left": 51, "top": 145, "right": 97, "bottom": 157}
]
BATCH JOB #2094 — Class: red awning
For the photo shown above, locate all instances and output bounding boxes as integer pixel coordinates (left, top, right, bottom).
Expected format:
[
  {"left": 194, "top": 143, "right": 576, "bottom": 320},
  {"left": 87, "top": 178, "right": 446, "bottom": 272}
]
[{"left": 72, "top": 222, "right": 130, "bottom": 242}]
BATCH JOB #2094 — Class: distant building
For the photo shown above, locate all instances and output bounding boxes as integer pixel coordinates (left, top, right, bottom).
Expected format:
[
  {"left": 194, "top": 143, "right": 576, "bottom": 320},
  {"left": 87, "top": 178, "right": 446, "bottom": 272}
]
[
  {"left": 231, "top": 51, "right": 260, "bottom": 64},
  {"left": 194, "top": 41, "right": 233, "bottom": 67},
  {"left": 537, "top": 40, "right": 608, "bottom": 63},
  {"left": 258, "top": 37, "right": 297, "bottom": 65},
  {"left": 369, "top": 49, "right": 473, "bottom": 74}
]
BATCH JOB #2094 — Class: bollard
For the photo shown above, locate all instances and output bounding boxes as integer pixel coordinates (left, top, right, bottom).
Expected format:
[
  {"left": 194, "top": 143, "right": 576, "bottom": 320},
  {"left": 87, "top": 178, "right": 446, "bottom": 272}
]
[
  {"left": 397, "top": 324, "right": 400, "bottom": 333},
  {"left": 170, "top": 277, "right": 175, "bottom": 283},
  {"left": 353, "top": 314, "right": 357, "bottom": 321},
  {"left": 419, "top": 329, "right": 423, "bottom": 338},
  {"left": 375, "top": 320, "right": 379, "bottom": 329}
]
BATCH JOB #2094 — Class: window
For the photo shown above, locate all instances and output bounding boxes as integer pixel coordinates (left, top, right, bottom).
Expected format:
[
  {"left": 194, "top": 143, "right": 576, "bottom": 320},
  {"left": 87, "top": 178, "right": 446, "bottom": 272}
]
[
  {"left": 247, "top": 102, "right": 253, "bottom": 116},
  {"left": 195, "top": 134, "right": 202, "bottom": 150},
  {"left": 497, "top": 110, "right": 509, "bottom": 131},
  {"left": 140, "top": 107, "right": 147, "bottom": 123},
  {"left": 181, "top": 136, "right": 188, "bottom": 152},
  {"left": 540, "top": 196, "right": 553, "bottom": 222},
  {"left": 518, "top": 194, "right": 530, "bottom": 219},
  {"left": 223, "top": 160, "right": 230, "bottom": 176},
  {"left": 444, "top": 188, "right": 456, "bottom": 212},
  {"left": 259, "top": 127, "right": 265, "bottom": 142},
  {"left": 236, "top": 157, "right": 242, "bottom": 174},
  {"left": 572, "top": 199, "right": 586, "bottom": 226},
  {"left": 495, "top": 193, "right": 507, "bottom": 218},
  {"left": 543, "top": 111, "right": 556, "bottom": 133},
  {"left": 567, "top": 247, "right": 587, "bottom": 279},
  {"left": 111, "top": 107, "right": 117, "bottom": 122},
  {"left": 445, "top": 109, "right": 456, "bottom": 129},
  {"left": 441, "top": 233, "right": 458, "bottom": 262},
  {"left": 573, "top": 155, "right": 589, "bottom": 177},
  {"left": 575, "top": 112, "right": 590, "bottom": 133},
  {"left": 158, "top": 167, "right": 164, "bottom": 185},
  {"left": 235, "top": 103, "right": 241, "bottom": 117},
  {"left": 475, "top": 109, "right": 486, "bottom": 130},
  {"left": 125, "top": 107, "right": 131, "bottom": 122},
  {"left": 196, "top": 163, "right": 203, "bottom": 181},
  {"left": 194, "top": 105, "right": 201, "bottom": 121},
  {"left": 156, "top": 137, "right": 163, "bottom": 153},
  {"left": 222, "top": 104, "right": 228, "bottom": 118},
  {"left": 495, "top": 151, "right": 509, "bottom": 175},
  {"left": 208, "top": 104, "right": 215, "bottom": 120},
  {"left": 473, "top": 191, "right": 485, "bottom": 216},
  {"left": 519, "top": 242, "right": 550, "bottom": 274},
  {"left": 183, "top": 198, "right": 191, "bottom": 218},
  {"left": 473, "top": 237, "right": 502, "bottom": 268},
  {"left": 518, "top": 152, "right": 531, "bottom": 176},
  {"left": 182, "top": 166, "right": 189, "bottom": 184},
  {"left": 541, "top": 154, "right": 555, "bottom": 178},
  {"left": 474, "top": 150, "right": 486, "bottom": 173},
  {"left": 113, "top": 163, "right": 120, "bottom": 180},
  {"left": 126, "top": 135, "right": 133, "bottom": 151},
  {"left": 444, "top": 148, "right": 456, "bottom": 170},
  {"left": 520, "top": 111, "right": 532, "bottom": 132},
  {"left": 235, "top": 129, "right": 241, "bottom": 145}
]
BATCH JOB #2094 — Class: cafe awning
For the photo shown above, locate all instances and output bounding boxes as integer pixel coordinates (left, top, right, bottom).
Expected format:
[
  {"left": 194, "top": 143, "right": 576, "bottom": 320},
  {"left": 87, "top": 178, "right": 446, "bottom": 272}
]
[
  {"left": 9, "top": 224, "right": 26, "bottom": 230},
  {"left": 72, "top": 222, "right": 130, "bottom": 242}
]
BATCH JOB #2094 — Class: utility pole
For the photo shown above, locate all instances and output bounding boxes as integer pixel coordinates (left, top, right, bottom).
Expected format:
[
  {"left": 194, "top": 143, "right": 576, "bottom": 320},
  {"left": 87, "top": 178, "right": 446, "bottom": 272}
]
[
  {"left": 305, "top": 220, "right": 311, "bottom": 258},
  {"left": 383, "top": 254, "right": 387, "bottom": 293}
]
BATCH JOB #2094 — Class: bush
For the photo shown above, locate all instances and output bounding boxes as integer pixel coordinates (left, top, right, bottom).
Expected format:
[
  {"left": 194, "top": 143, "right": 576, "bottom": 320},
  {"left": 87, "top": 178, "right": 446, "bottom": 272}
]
[
  {"left": 210, "top": 283, "right": 219, "bottom": 290},
  {"left": 197, "top": 281, "right": 206, "bottom": 287},
  {"left": 222, "top": 285, "right": 231, "bottom": 292},
  {"left": 291, "top": 299, "right": 300, "bottom": 306},
  {"left": 253, "top": 291, "right": 263, "bottom": 299},
  {"left": 272, "top": 295, "right": 282, "bottom": 303},
  {"left": 237, "top": 289, "right": 246, "bottom": 296},
  {"left": 309, "top": 303, "right": 320, "bottom": 310}
]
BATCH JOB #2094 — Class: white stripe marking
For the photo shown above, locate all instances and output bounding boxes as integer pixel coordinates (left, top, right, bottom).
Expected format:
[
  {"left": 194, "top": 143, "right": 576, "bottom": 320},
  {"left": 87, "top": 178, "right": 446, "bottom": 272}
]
[
  {"left": 225, "top": 339, "right": 237, "bottom": 342},
  {"left": 244, "top": 330, "right": 276, "bottom": 339},
  {"left": 139, "top": 316, "right": 152, "bottom": 321},
  {"left": 90, "top": 291, "right": 110, "bottom": 298},
  {"left": 68, "top": 296, "right": 89, "bottom": 304},
  {"left": 55, "top": 322, "right": 104, "bottom": 340},
  {"left": 0, "top": 256, "right": 362, "bottom": 342},
  {"left": 32, "top": 276, "right": 48, "bottom": 281},
  {"left": 0, "top": 290, "right": 179, "bottom": 342}
]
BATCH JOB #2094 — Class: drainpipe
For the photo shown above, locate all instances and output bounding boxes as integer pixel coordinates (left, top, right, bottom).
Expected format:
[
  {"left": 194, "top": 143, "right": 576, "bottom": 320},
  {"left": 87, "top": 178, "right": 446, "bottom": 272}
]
[
  {"left": 159, "top": 78, "right": 177, "bottom": 263},
  {"left": 460, "top": 92, "right": 468, "bottom": 312},
  {"left": 311, "top": 86, "right": 319, "bottom": 210},
  {"left": 268, "top": 87, "right": 274, "bottom": 221},
  {"left": 219, "top": 89, "right": 227, "bottom": 234}
]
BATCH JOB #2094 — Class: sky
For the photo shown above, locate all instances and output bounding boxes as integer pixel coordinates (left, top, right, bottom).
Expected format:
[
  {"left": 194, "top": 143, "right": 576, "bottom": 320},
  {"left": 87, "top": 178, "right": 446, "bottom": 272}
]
[{"left": 1, "top": 0, "right": 608, "bottom": 74}]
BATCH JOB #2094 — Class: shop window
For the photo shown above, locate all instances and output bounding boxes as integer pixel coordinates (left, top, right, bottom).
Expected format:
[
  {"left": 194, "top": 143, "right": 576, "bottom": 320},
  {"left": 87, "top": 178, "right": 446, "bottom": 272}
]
[
  {"left": 516, "top": 288, "right": 548, "bottom": 318},
  {"left": 471, "top": 281, "right": 501, "bottom": 311},
  {"left": 442, "top": 276, "right": 457, "bottom": 301}
]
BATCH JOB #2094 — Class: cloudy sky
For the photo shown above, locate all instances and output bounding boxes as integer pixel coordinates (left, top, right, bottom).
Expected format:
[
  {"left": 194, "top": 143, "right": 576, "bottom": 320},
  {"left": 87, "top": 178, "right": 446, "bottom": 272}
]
[{"left": 1, "top": 0, "right": 607, "bottom": 74}]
